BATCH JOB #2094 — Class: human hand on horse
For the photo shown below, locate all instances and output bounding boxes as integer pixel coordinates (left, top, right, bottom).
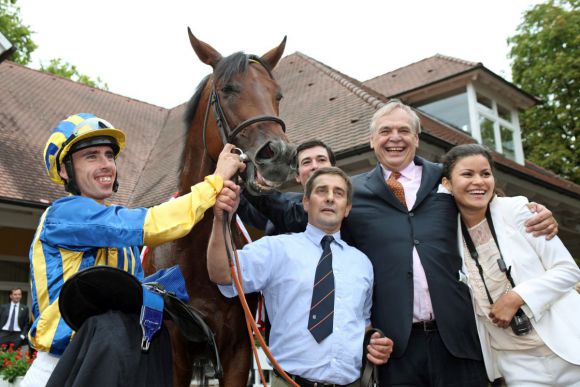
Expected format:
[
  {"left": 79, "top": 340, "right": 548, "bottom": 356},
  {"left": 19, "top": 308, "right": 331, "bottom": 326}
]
[
  {"left": 214, "top": 180, "right": 241, "bottom": 222},
  {"left": 214, "top": 143, "right": 246, "bottom": 181},
  {"left": 366, "top": 331, "right": 394, "bottom": 365}
]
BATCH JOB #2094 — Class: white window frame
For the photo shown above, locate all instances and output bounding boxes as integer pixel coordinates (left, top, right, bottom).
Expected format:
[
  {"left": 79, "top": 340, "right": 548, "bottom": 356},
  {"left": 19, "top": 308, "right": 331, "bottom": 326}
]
[{"left": 466, "top": 83, "right": 524, "bottom": 164}]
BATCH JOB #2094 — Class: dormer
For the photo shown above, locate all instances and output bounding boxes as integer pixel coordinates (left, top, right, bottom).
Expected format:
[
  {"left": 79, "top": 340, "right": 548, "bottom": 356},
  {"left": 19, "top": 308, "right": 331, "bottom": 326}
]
[{"left": 363, "top": 54, "right": 540, "bottom": 165}]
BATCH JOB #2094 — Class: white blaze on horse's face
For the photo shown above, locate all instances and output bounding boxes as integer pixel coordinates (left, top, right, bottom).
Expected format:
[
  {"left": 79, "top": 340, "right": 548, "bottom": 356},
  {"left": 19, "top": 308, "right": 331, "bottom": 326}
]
[{"left": 188, "top": 29, "right": 297, "bottom": 196}]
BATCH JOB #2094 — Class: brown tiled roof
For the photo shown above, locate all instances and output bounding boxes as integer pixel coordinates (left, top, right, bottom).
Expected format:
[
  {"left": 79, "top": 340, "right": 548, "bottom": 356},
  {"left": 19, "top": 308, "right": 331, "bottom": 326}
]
[
  {"left": 274, "top": 52, "right": 386, "bottom": 154},
  {"left": 0, "top": 61, "right": 168, "bottom": 206},
  {"left": 127, "top": 104, "right": 188, "bottom": 208},
  {"left": 363, "top": 54, "right": 479, "bottom": 97}
]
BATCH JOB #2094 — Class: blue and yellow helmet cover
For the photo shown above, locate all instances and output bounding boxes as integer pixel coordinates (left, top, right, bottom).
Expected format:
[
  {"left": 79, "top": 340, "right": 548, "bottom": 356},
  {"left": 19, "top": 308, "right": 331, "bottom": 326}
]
[{"left": 43, "top": 113, "right": 126, "bottom": 184}]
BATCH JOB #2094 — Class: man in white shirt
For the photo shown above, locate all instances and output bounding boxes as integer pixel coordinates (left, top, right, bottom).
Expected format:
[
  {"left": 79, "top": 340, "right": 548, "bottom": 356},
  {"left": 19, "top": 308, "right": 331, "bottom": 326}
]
[{"left": 208, "top": 166, "right": 392, "bottom": 386}]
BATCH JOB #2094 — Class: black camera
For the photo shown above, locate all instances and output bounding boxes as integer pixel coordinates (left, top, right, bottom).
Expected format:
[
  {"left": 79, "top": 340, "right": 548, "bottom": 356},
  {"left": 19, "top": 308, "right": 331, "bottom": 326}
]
[{"left": 510, "top": 308, "right": 533, "bottom": 336}]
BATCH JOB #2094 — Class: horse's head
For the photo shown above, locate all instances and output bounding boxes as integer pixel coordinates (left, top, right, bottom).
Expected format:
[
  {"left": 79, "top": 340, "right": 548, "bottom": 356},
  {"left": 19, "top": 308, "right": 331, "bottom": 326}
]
[{"left": 187, "top": 29, "right": 296, "bottom": 195}]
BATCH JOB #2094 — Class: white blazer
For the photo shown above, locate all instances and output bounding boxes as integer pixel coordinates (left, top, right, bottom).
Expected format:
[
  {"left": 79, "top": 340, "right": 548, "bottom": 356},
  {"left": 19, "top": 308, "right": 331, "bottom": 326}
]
[{"left": 456, "top": 196, "right": 580, "bottom": 381}]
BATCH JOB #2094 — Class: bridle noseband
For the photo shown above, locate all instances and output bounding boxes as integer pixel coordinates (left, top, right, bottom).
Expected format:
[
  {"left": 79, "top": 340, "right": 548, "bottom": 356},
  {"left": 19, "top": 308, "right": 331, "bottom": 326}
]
[{"left": 202, "top": 55, "right": 286, "bottom": 161}]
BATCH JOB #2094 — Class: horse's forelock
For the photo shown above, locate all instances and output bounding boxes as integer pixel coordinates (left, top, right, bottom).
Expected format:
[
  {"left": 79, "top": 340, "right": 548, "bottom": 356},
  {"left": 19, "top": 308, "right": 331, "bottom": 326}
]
[{"left": 214, "top": 51, "right": 249, "bottom": 83}]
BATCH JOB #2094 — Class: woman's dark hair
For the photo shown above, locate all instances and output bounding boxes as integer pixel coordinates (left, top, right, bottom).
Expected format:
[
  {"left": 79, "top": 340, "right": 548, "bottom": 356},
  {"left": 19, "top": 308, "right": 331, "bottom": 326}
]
[{"left": 441, "top": 143, "right": 495, "bottom": 179}]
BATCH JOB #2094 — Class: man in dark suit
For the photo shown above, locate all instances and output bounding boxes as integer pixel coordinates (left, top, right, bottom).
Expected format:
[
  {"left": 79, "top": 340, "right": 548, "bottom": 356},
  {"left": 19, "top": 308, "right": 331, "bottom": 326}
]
[
  {"left": 0, "top": 288, "right": 30, "bottom": 349},
  {"left": 341, "top": 100, "right": 488, "bottom": 385}
]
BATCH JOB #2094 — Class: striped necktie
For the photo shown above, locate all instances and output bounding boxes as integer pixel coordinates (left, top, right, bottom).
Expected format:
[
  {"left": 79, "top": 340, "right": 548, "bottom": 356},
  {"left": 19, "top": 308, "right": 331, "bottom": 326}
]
[
  {"left": 308, "top": 235, "right": 335, "bottom": 343},
  {"left": 387, "top": 171, "right": 407, "bottom": 208}
]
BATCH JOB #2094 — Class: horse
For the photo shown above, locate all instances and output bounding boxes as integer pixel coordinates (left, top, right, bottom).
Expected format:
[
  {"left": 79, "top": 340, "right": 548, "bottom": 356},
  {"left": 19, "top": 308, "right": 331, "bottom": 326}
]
[{"left": 144, "top": 29, "right": 296, "bottom": 387}]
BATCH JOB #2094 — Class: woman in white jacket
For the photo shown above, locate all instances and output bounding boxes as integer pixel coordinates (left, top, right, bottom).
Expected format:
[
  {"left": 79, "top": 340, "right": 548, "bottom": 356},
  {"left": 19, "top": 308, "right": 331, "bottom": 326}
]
[{"left": 441, "top": 144, "right": 580, "bottom": 386}]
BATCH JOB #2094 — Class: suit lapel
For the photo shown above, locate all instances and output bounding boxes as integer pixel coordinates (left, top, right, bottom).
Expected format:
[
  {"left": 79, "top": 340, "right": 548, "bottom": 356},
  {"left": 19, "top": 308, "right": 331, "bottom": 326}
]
[
  {"left": 413, "top": 157, "right": 442, "bottom": 210},
  {"left": 364, "top": 164, "right": 406, "bottom": 210}
]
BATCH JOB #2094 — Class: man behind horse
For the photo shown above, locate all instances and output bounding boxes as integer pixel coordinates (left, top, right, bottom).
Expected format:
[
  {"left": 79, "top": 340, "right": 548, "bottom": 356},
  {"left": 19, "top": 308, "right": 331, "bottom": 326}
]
[
  {"left": 239, "top": 139, "right": 335, "bottom": 236},
  {"left": 208, "top": 166, "right": 392, "bottom": 386},
  {"left": 23, "top": 113, "right": 244, "bottom": 387}
]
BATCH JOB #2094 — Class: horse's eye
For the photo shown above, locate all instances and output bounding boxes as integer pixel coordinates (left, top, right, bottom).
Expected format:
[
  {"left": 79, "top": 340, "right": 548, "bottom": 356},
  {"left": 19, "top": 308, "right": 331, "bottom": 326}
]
[
  {"left": 276, "top": 93, "right": 283, "bottom": 102},
  {"left": 221, "top": 84, "right": 238, "bottom": 94}
]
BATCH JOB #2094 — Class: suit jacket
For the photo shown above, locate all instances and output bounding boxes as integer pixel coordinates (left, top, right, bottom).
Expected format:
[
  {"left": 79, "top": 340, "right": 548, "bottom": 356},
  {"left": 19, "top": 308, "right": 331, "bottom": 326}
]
[
  {"left": 0, "top": 302, "right": 30, "bottom": 336},
  {"left": 457, "top": 196, "right": 580, "bottom": 380},
  {"left": 342, "top": 157, "right": 482, "bottom": 360},
  {"left": 242, "top": 190, "right": 306, "bottom": 235}
]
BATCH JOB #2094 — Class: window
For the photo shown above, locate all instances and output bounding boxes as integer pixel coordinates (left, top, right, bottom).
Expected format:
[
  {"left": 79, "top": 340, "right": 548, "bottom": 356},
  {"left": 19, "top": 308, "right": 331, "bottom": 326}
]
[
  {"left": 416, "top": 92, "right": 471, "bottom": 132},
  {"left": 467, "top": 84, "right": 524, "bottom": 164},
  {"left": 479, "top": 116, "right": 496, "bottom": 149},
  {"left": 414, "top": 84, "right": 524, "bottom": 164},
  {"left": 500, "top": 126, "right": 515, "bottom": 160}
]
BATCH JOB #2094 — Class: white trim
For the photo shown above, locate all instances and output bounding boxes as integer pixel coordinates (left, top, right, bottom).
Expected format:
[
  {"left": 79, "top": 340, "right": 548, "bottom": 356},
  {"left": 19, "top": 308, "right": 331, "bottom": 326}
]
[
  {"left": 467, "top": 84, "right": 525, "bottom": 165},
  {"left": 466, "top": 83, "right": 481, "bottom": 143}
]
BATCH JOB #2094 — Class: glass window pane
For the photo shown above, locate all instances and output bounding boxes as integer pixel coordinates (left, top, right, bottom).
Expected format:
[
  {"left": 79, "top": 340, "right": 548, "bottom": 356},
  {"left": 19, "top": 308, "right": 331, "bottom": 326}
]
[
  {"left": 501, "top": 126, "right": 515, "bottom": 160},
  {"left": 498, "top": 104, "right": 512, "bottom": 122},
  {"left": 476, "top": 93, "right": 493, "bottom": 109},
  {"left": 416, "top": 92, "right": 471, "bottom": 133},
  {"left": 479, "top": 115, "right": 495, "bottom": 149}
]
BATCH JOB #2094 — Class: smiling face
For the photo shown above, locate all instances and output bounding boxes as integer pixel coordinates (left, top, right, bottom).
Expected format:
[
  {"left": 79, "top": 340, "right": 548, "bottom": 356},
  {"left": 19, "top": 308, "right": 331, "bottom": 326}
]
[
  {"left": 59, "top": 145, "right": 117, "bottom": 203},
  {"left": 295, "top": 146, "right": 333, "bottom": 186},
  {"left": 370, "top": 107, "right": 419, "bottom": 172},
  {"left": 442, "top": 154, "right": 495, "bottom": 225},
  {"left": 303, "top": 173, "right": 352, "bottom": 234}
]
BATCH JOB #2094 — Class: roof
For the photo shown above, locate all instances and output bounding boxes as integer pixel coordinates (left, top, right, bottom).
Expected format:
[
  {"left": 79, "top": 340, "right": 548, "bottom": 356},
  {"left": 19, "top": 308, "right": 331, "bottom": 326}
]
[
  {"left": 364, "top": 54, "right": 479, "bottom": 97},
  {"left": 363, "top": 54, "right": 539, "bottom": 109}
]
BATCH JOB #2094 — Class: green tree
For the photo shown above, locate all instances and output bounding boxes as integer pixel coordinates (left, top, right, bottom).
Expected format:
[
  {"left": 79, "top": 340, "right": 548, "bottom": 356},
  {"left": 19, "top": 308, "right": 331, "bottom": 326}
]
[
  {"left": 0, "top": 0, "right": 37, "bottom": 64},
  {"left": 508, "top": 0, "right": 579, "bottom": 184},
  {"left": 41, "top": 58, "right": 109, "bottom": 90}
]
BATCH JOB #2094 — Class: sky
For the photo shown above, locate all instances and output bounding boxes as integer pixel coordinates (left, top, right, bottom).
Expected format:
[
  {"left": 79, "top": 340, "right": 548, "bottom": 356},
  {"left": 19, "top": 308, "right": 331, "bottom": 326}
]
[{"left": 17, "top": 0, "right": 543, "bottom": 109}]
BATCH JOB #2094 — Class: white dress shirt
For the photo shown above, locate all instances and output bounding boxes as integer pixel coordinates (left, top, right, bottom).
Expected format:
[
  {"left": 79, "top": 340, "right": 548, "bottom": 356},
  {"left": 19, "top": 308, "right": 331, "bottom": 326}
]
[
  {"left": 219, "top": 224, "right": 373, "bottom": 384},
  {"left": 2, "top": 302, "right": 21, "bottom": 332}
]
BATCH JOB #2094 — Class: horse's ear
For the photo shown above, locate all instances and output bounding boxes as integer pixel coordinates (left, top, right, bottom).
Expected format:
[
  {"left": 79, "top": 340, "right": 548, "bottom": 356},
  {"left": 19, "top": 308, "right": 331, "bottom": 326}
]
[
  {"left": 261, "top": 36, "right": 286, "bottom": 70},
  {"left": 188, "top": 28, "right": 222, "bottom": 68}
]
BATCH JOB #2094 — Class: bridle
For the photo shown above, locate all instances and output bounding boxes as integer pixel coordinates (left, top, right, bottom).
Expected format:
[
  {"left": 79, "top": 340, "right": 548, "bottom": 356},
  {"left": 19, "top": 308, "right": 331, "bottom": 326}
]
[{"left": 201, "top": 55, "right": 286, "bottom": 162}]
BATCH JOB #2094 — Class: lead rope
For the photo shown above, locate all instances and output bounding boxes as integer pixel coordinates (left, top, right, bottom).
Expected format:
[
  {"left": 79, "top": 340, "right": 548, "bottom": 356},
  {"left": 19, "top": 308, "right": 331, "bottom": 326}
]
[{"left": 222, "top": 212, "right": 299, "bottom": 387}]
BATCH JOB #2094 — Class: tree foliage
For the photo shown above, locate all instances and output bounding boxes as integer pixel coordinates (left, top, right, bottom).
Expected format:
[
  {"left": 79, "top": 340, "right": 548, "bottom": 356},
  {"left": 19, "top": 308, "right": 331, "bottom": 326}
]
[
  {"left": 0, "top": 0, "right": 37, "bottom": 64},
  {"left": 508, "top": 0, "right": 579, "bottom": 184},
  {"left": 41, "top": 58, "right": 109, "bottom": 90},
  {"left": 0, "top": 0, "right": 108, "bottom": 90}
]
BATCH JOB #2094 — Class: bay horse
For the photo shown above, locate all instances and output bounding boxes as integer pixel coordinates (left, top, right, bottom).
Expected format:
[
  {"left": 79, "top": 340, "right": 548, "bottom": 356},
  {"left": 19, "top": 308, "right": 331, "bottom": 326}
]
[{"left": 145, "top": 30, "right": 295, "bottom": 386}]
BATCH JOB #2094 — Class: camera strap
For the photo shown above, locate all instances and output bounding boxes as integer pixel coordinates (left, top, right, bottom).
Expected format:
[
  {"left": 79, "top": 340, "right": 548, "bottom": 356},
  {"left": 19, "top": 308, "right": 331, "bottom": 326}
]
[{"left": 460, "top": 206, "right": 517, "bottom": 306}]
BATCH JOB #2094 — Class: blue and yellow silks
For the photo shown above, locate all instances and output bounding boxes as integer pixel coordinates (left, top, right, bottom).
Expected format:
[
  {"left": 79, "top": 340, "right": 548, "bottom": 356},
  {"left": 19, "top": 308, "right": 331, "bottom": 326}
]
[{"left": 28, "top": 175, "right": 223, "bottom": 355}]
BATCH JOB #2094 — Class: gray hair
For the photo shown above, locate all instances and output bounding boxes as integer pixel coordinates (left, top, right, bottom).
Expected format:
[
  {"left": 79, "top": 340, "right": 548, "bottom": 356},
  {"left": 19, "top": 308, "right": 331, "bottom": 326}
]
[{"left": 369, "top": 99, "right": 422, "bottom": 135}]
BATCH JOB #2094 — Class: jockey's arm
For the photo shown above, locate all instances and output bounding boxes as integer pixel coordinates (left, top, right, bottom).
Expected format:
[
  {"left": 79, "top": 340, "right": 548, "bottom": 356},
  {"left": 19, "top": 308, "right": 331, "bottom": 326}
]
[{"left": 144, "top": 144, "right": 245, "bottom": 247}]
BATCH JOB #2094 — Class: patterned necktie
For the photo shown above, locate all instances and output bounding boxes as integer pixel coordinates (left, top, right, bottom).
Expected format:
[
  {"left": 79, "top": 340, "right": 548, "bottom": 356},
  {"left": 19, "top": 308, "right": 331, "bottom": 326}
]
[
  {"left": 387, "top": 171, "right": 407, "bottom": 208},
  {"left": 8, "top": 304, "right": 16, "bottom": 331},
  {"left": 308, "top": 235, "right": 335, "bottom": 343}
]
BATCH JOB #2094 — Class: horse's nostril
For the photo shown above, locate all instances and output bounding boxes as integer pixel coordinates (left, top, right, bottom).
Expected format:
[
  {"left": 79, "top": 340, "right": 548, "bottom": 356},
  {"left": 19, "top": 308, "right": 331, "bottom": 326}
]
[{"left": 257, "top": 143, "right": 275, "bottom": 160}]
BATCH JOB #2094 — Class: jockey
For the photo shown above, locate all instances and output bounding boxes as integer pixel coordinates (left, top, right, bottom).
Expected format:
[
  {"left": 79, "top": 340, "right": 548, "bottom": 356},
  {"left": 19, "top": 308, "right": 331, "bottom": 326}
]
[{"left": 23, "top": 113, "right": 244, "bottom": 387}]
